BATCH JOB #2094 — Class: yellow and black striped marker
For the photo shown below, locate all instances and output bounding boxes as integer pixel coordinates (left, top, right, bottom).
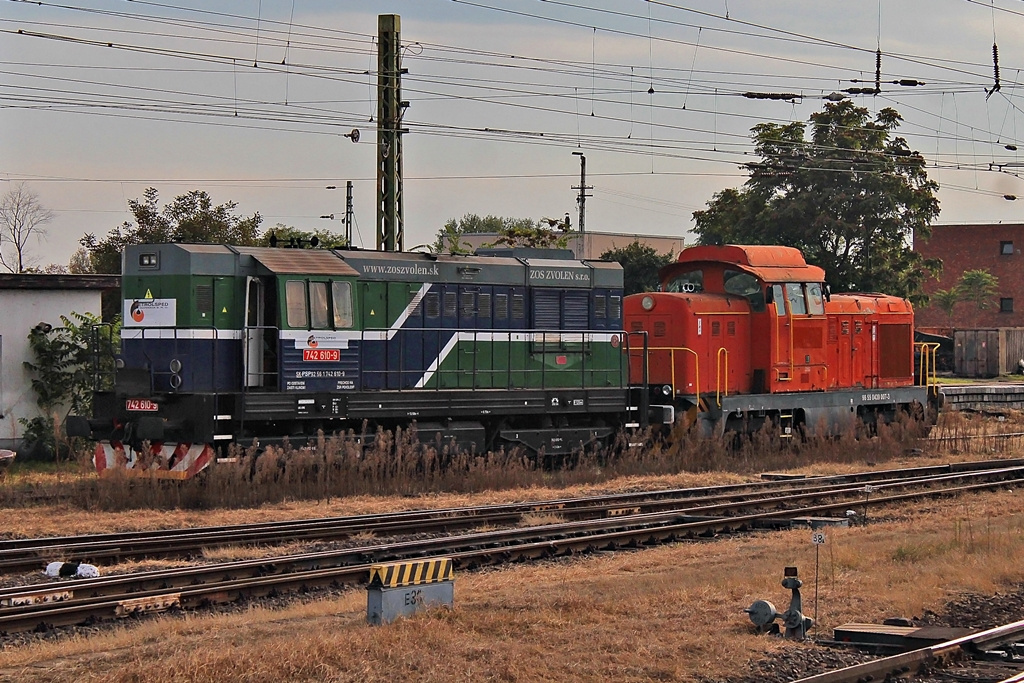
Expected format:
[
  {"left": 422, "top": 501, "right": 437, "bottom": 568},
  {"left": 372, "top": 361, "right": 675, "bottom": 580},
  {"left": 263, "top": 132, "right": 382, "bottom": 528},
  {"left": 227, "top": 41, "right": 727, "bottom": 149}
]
[{"left": 368, "top": 557, "right": 453, "bottom": 589}]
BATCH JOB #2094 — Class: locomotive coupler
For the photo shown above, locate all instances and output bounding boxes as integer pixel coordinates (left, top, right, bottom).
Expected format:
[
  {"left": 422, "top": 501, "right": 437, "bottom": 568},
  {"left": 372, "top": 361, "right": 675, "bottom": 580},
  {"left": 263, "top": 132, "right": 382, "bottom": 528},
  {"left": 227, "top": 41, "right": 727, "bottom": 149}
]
[{"left": 744, "top": 566, "right": 814, "bottom": 640}]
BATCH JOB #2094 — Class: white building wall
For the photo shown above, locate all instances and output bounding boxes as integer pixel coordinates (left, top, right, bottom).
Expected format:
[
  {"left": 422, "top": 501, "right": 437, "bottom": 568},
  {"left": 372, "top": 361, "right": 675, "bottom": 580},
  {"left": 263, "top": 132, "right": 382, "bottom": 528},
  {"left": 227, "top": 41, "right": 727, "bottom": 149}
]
[{"left": 0, "top": 290, "right": 103, "bottom": 450}]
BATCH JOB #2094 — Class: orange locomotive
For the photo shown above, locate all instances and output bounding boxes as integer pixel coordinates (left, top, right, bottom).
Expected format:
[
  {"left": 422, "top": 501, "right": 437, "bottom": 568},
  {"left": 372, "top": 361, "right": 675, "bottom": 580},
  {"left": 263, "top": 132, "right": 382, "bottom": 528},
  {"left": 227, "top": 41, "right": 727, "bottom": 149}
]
[{"left": 624, "top": 245, "right": 940, "bottom": 437}]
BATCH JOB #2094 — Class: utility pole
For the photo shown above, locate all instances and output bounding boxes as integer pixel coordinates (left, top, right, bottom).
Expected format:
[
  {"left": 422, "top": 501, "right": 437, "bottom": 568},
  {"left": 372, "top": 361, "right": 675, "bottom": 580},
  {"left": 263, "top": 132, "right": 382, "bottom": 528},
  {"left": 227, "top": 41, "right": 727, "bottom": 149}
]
[
  {"left": 345, "top": 180, "right": 354, "bottom": 247},
  {"left": 376, "top": 14, "right": 406, "bottom": 252},
  {"left": 571, "top": 151, "right": 592, "bottom": 236}
]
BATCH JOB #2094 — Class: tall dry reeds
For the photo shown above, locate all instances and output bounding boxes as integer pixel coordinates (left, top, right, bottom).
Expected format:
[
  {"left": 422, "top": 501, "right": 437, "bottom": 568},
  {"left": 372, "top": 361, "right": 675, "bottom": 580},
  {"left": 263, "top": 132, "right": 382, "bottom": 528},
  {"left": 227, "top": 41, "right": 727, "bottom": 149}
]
[{"left": 42, "top": 413, "right": 931, "bottom": 511}]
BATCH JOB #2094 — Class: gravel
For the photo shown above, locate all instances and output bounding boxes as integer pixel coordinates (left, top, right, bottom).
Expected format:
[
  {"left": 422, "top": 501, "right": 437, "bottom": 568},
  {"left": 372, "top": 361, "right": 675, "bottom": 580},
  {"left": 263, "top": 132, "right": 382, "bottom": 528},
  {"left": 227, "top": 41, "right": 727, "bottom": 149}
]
[{"left": 722, "top": 584, "right": 1024, "bottom": 683}]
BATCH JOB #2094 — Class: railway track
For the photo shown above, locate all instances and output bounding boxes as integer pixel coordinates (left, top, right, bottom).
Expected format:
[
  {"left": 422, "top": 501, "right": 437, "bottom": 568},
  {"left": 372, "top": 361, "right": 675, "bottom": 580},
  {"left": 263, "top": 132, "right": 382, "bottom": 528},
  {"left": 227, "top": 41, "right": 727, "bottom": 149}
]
[
  {"left": 0, "top": 461, "right": 1022, "bottom": 634},
  {"left": 1, "top": 459, "right": 1021, "bottom": 574},
  {"left": 794, "top": 618, "right": 1024, "bottom": 683}
]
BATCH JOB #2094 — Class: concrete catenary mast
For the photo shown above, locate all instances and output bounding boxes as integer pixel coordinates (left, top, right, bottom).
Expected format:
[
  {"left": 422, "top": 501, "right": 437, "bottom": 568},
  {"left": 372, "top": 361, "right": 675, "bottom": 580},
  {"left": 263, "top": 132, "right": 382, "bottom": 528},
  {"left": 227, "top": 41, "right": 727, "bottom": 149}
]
[{"left": 376, "top": 14, "right": 406, "bottom": 252}]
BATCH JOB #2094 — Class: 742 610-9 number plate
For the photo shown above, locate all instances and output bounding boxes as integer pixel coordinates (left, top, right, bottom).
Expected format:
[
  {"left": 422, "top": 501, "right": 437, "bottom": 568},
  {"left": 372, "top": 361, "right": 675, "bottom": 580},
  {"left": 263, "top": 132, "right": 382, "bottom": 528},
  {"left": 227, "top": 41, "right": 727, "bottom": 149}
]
[
  {"left": 303, "top": 348, "right": 341, "bottom": 362},
  {"left": 125, "top": 398, "right": 159, "bottom": 412}
]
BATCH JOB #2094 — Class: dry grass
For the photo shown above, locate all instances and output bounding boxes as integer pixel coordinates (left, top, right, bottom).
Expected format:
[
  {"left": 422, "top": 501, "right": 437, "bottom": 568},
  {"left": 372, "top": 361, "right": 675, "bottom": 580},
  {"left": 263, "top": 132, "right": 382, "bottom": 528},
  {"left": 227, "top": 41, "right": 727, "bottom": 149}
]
[
  {"left": 200, "top": 542, "right": 309, "bottom": 563},
  {"left": 0, "top": 414, "right": 932, "bottom": 512},
  {"left": 0, "top": 415, "right": 1020, "bottom": 539},
  {"left": 1, "top": 489, "right": 1022, "bottom": 683},
  {"left": 517, "top": 512, "right": 565, "bottom": 527}
]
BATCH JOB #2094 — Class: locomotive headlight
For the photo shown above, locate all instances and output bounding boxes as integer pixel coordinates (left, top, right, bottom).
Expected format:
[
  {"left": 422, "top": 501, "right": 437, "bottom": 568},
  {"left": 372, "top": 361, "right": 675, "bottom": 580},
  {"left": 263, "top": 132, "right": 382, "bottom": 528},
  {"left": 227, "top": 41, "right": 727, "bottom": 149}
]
[
  {"left": 641, "top": 295, "right": 655, "bottom": 311},
  {"left": 169, "top": 358, "right": 182, "bottom": 373},
  {"left": 661, "top": 384, "right": 673, "bottom": 396}
]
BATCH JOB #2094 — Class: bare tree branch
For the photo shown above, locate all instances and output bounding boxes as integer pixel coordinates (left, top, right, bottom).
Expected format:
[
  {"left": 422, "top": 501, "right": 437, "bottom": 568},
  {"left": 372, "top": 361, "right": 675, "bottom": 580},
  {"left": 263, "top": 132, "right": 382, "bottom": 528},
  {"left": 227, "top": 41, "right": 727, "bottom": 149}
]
[{"left": 0, "top": 183, "right": 53, "bottom": 273}]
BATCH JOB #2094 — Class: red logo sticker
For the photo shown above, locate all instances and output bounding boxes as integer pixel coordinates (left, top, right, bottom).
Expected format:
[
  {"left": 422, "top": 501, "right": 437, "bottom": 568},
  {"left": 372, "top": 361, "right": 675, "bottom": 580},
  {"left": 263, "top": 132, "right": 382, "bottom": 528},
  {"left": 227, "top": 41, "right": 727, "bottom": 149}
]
[{"left": 130, "top": 301, "right": 144, "bottom": 323}]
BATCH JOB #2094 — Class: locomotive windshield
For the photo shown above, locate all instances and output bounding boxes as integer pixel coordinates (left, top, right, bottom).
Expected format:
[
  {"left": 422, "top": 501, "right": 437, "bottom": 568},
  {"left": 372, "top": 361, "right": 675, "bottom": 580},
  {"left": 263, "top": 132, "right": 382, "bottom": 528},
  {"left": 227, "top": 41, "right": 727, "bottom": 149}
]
[
  {"left": 770, "top": 282, "right": 825, "bottom": 316},
  {"left": 333, "top": 282, "right": 354, "bottom": 327},
  {"left": 665, "top": 269, "right": 703, "bottom": 293},
  {"left": 806, "top": 283, "right": 825, "bottom": 315}
]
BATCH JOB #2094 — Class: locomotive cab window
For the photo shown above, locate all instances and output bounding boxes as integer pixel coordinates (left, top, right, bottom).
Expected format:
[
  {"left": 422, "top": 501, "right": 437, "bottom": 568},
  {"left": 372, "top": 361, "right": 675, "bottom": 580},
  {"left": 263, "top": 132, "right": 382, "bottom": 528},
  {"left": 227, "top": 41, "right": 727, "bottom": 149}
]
[
  {"left": 332, "top": 281, "right": 354, "bottom": 328},
  {"left": 785, "top": 283, "right": 807, "bottom": 315},
  {"left": 805, "top": 283, "right": 825, "bottom": 315},
  {"left": 285, "top": 280, "right": 308, "bottom": 328},
  {"left": 771, "top": 284, "right": 785, "bottom": 316},
  {"left": 665, "top": 269, "right": 703, "bottom": 293},
  {"left": 309, "top": 282, "right": 330, "bottom": 329},
  {"left": 724, "top": 270, "right": 764, "bottom": 312}
]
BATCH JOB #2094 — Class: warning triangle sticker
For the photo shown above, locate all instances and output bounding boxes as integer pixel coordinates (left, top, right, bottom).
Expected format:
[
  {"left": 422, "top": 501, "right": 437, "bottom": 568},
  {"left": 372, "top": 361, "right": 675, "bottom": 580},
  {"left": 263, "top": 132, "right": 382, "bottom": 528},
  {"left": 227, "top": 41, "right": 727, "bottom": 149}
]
[
  {"left": 222, "top": 307, "right": 228, "bottom": 313},
  {"left": 144, "top": 289, "right": 153, "bottom": 299},
  {"left": 370, "top": 309, "right": 376, "bottom": 315}
]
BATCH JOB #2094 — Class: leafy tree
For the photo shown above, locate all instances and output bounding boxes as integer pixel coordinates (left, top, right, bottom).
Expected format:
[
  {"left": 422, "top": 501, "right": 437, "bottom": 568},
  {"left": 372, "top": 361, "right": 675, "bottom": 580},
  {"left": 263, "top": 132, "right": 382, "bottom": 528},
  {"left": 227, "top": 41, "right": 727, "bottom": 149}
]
[
  {"left": 432, "top": 213, "right": 539, "bottom": 253},
  {"left": 490, "top": 217, "right": 572, "bottom": 250},
  {"left": 68, "top": 247, "right": 94, "bottom": 274},
  {"left": 599, "top": 240, "right": 674, "bottom": 295},
  {"left": 0, "top": 182, "right": 53, "bottom": 273},
  {"left": 930, "top": 288, "right": 960, "bottom": 333},
  {"left": 692, "top": 101, "right": 941, "bottom": 304},
  {"left": 927, "top": 269, "right": 999, "bottom": 334},
  {"left": 957, "top": 269, "right": 999, "bottom": 311},
  {"left": 81, "top": 188, "right": 262, "bottom": 273},
  {"left": 21, "top": 312, "right": 120, "bottom": 458}
]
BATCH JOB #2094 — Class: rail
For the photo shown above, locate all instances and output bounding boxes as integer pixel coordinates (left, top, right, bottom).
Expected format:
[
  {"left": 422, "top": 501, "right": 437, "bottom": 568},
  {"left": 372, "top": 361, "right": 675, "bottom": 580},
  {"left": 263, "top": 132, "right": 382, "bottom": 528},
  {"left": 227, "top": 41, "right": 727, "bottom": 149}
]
[
  {"left": 793, "top": 617, "right": 1024, "bottom": 683},
  {"left": 1, "top": 463, "right": 1022, "bottom": 633},
  {"left": 2, "top": 460, "right": 1018, "bottom": 574}
]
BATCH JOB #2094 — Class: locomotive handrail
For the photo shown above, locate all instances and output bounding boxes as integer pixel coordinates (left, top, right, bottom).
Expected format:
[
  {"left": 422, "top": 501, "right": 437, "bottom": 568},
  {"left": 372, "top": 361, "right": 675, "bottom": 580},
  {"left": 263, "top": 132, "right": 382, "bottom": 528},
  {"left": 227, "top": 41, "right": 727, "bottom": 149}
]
[
  {"left": 914, "top": 342, "right": 940, "bottom": 389},
  {"left": 716, "top": 347, "right": 729, "bottom": 406},
  {"left": 241, "top": 324, "right": 281, "bottom": 391},
  {"left": 645, "top": 346, "right": 699, "bottom": 402},
  {"left": 88, "top": 323, "right": 120, "bottom": 393},
  {"left": 774, "top": 297, "right": 795, "bottom": 382},
  {"left": 623, "top": 330, "right": 649, "bottom": 427}
]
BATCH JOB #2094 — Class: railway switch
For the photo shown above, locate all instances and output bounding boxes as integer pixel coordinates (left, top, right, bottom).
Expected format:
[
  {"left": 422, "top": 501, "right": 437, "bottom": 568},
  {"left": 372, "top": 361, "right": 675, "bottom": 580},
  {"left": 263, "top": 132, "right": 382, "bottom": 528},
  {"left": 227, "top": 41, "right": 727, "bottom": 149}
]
[{"left": 744, "top": 566, "right": 814, "bottom": 640}]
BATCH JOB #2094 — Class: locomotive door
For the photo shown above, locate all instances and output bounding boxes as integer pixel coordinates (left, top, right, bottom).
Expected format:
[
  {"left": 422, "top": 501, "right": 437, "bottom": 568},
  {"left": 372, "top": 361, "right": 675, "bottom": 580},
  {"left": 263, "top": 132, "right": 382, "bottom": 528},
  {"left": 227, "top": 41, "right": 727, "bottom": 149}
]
[
  {"left": 835, "top": 318, "right": 853, "bottom": 387},
  {"left": 244, "top": 277, "right": 275, "bottom": 388},
  {"left": 456, "top": 288, "right": 480, "bottom": 389},
  {"left": 360, "top": 282, "right": 387, "bottom": 389},
  {"left": 770, "top": 284, "right": 793, "bottom": 384}
]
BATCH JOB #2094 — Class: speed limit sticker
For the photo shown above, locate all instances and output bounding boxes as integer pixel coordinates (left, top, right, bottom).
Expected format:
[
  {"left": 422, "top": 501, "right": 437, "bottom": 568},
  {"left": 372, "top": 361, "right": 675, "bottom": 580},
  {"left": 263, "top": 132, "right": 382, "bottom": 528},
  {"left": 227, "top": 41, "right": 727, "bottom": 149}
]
[{"left": 811, "top": 531, "right": 826, "bottom": 545}]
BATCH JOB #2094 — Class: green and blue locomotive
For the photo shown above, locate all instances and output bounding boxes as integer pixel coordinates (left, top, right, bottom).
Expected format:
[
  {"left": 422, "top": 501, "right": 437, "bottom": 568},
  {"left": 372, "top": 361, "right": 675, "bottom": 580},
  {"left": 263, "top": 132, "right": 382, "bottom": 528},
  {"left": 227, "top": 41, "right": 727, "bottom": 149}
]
[{"left": 70, "top": 244, "right": 639, "bottom": 476}]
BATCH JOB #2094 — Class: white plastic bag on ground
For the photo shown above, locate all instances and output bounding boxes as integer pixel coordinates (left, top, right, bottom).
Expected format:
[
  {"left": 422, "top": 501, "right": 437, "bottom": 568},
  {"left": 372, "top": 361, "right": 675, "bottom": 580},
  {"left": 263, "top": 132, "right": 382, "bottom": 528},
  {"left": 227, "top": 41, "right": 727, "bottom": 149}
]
[{"left": 44, "top": 561, "right": 100, "bottom": 579}]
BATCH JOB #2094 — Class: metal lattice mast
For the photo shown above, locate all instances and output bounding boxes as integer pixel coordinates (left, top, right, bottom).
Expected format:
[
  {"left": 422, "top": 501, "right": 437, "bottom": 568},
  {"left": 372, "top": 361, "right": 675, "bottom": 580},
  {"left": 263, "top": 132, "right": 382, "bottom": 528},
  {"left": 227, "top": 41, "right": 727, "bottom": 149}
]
[{"left": 376, "top": 14, "right": 404, "bottom": 252}]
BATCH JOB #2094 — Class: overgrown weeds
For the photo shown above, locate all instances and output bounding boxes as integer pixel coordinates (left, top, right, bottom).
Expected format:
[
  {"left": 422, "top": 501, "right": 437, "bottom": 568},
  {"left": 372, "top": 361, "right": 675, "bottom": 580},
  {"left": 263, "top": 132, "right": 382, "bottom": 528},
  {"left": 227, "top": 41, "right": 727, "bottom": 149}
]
[{"left": 0, "top": 412, "right": 941, "bottom": 511}]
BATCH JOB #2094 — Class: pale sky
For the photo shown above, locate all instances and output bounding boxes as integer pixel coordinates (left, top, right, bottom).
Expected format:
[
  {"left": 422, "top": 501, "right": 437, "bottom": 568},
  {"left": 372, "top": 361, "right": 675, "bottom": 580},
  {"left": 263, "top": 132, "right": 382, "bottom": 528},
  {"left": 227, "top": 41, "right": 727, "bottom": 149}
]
[{"left": 3, "top": 1, "right": 1024, "bottom": 269}]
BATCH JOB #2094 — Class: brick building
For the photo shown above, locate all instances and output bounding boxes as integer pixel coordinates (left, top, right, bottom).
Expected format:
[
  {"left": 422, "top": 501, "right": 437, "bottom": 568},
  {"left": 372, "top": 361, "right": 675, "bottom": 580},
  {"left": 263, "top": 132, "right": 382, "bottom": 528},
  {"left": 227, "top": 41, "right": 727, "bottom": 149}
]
[{"left": 913, "top": 223, "right": 1024, "bottom": 333}]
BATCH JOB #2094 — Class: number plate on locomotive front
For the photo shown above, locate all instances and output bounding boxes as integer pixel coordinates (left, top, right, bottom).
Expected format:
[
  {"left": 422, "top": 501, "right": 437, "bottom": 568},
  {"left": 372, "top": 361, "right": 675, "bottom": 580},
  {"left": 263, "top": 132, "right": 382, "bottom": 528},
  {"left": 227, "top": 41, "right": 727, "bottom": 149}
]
[
  {"left": 303, "top": 349, "right": 341, "bottom": 362},
  {"left": 125, "top": 399, "right": 159, "bottom": 412}
]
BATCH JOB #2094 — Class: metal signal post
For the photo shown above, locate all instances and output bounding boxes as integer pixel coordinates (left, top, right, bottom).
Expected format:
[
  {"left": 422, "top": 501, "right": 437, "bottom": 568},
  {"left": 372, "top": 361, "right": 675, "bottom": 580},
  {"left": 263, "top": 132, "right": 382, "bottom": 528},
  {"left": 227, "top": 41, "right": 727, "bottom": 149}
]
[{"left": 572, "top": 151, "right": 592, "bottom": 236}]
